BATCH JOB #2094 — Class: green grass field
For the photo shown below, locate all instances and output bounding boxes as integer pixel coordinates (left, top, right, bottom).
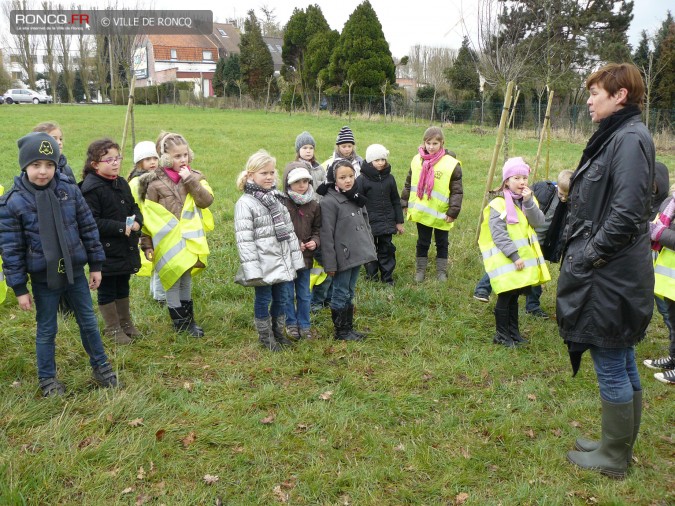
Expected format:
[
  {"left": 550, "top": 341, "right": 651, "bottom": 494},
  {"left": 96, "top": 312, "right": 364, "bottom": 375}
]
[{"left": 0, "top": 105, "right": 673, "bottom": 505}]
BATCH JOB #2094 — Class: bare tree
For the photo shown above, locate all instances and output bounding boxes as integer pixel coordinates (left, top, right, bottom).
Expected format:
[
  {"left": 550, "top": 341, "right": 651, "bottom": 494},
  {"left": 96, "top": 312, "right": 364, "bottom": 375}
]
[
  {"left": 406, "top": 45, "right": 456, "bottom": 86},
  {"left": 345, "top": 79, "right": 355, "bottom": 122},
  {"left": 381, "top": 80, "right": 388, "bottom": 119},
  {"left": 472, "top": 0, "right": 541, "bottom": 90},
  {"left": 41, "top": 1, "right": 59, "bottom": 98},
  {"left": 93, "top": 33, "right": 110, "bottom": 100},
  {"left": 259, "top": 5, "right": 282, "bottom": 37},
  {"left": 76, "top": 4, "right": 92, "bottom": 102},
  {"left": 2, "top": 0, "right": 39, "bottom": 89},
  {"left": 57, "top": 3, "right": 75, "bottom": 102}
]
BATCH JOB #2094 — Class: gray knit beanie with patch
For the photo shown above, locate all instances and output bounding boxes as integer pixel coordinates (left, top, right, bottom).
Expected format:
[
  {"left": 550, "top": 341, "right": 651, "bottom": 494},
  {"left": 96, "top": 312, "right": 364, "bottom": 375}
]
[{"left": 18, "top": 132, "right": 60, "bottom": 171}]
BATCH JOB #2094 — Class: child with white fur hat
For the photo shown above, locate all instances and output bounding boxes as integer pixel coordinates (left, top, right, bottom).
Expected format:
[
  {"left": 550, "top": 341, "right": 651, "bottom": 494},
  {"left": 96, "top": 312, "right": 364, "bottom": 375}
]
[
  {"left": 281, "top": 161, "right": 321, "bottom": 340},
  {"left": 356, "top": 144, "right": 405, "bottom": 285},
  {"left": 128, "top": 141, "right": 164, "bottom": 303}
]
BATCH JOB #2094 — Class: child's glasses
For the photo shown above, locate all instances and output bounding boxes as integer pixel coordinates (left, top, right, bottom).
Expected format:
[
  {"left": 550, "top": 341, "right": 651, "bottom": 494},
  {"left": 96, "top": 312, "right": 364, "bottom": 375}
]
[{"left": 99, "top": 156, "right": 123, "bottom": 165}]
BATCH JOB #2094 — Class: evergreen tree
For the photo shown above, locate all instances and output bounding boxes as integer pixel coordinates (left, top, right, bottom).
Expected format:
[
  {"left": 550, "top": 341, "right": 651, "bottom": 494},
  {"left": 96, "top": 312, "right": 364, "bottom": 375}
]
[
  {"left": 632, "top": 30, "right": 651, "bottom": 71},
  {"left": 445, "top": 36, "right": 479, "bottom": 97},
  {"left": 654, "top": 22, "right": 675, "bottom": 109},
  {"left": 327, "top": 1, "right": 395, "bottom": 96},
  {"left": 222, "top": 54, "right": 242, "bottom": 97},
  {"left": 239, "top": 10, "right": 274, "bottom": 101},
  {"left": 213, "top": 57, "right": 226, "bottom": 97},
  {"left": 652, "top": 11, "right": 674, "bottom": 108},
  {"left": 282, "top": 5, "right": 332, "bottom": 106},
  {"left": 496, "top": 0, "right": 634, "bottom": 100}
]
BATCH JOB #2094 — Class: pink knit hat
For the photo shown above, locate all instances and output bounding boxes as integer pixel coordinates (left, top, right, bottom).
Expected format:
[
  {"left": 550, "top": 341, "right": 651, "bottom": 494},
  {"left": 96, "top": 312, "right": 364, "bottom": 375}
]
[{"left": 502, "top": 157, "right": 530, "bottom": 182}]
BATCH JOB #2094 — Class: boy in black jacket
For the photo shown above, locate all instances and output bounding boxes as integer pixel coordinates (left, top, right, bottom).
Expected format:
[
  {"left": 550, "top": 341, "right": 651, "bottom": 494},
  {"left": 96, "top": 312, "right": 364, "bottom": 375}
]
[{"left": 356, "top": 144, "right": 405, "bottom": 285}]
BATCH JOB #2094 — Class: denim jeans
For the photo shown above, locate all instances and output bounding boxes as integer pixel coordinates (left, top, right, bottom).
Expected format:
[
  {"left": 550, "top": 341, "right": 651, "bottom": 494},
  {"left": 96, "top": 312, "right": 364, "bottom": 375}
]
[
  {"left": 311, "top": 276, "right": 333, "bottom": 306},
  {"left": 285, "top": 268, "right": 311, "bottom": 329},
  {"left": 656, "top": 295, "right": 672, "bottom": 332},
  {"left": 474, "top": 273, "right": 492, "bottom": 295},
  {"left": 32, "top": 272, "right": 109, "bottom": 379},
  {"left": 254, "top": 282, "right": 288, "bottom": 319},
  {"left": 589, "top": 346, "right": 641, "bottom": 403},
  {"left": 330, "top": 266, "right": 360, "bottom": 310}
]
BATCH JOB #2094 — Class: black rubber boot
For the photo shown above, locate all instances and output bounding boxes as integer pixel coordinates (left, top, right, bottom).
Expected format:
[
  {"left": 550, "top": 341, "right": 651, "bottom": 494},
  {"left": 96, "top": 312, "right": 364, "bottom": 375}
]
[
  {"left": 255, "top": 317, "right": 281, "bottom": 352},
  {"left": 364, "top": 261, "right": 379, "bottom": 282},
  {"left": 169, "top": 306, "right": 203, "bottom": 338},
  {"left": 574, "top": 390, "right": 642, "bottom": 465},
  {"left": 331, "top": 307, "right": 363, "bottom": 341},
  {"left": 346, "top": 304, "right": 367, "bottom": 340},
  {"left": 509, "top": 300, "right": 528, "bottom": 344},
  {"left": 493, "top": 307, "right": 515, "bottom": 347},
  {"left": 181, "top": 300, "right": 204, "bottom": 335},
  {"left": 567, "top": 398, "right": 633, "bottom": 479}
]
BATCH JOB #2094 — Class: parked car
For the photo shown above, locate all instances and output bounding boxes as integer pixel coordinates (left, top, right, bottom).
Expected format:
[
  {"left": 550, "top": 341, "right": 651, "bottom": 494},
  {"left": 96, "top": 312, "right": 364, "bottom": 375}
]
[
  {"left": 0, "top": 95, "right": 4, "bottom": 105},
  {"left": 2, "top": 89, "right": 52, "bottom": 104}
]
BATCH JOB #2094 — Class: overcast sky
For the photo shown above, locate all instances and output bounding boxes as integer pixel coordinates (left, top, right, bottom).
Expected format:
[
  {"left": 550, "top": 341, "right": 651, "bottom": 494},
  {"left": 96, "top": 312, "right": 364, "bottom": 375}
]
[{"left": 151, "top": 0, "right": 671, "bottom": 58}]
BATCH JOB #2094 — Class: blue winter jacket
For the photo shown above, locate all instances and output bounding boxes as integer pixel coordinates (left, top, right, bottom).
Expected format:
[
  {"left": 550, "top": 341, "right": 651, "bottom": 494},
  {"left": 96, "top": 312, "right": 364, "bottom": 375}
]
[{"left": 0, "top": 172, "right": 105, "bottom": 296}]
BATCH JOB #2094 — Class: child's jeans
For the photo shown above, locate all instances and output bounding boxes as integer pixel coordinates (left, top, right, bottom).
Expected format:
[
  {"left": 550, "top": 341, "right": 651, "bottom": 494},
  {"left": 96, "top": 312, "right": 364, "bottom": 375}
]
[
  {"left": 98, "top": 273, "right": 131, "bottom": 305},
  {"left": 285, "top": 268, "right": 311, "bottom": 329},
  {"left": 166, "top": 272, "right": 192, "bottom": 309},
  {"left": 330, "top": 266, "right": 360, "bottom": 310},
  {"left": 311, "top": 276, "right": 333, "bottom": 307},
  {"left": 32, "top": 273, "right": 109, "bottom": 379},
  {"left": 255, "top": 282, "right": 288, "bottom": 319},
  {"left": 416, "top": 223, "right": 449, "bottom": 259}
]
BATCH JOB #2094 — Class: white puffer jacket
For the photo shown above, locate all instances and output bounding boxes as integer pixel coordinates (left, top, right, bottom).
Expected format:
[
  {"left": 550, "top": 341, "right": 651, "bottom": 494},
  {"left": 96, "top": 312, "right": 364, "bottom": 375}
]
[{"left": 234, "top": 193, "right": 305, "bottom": 286}]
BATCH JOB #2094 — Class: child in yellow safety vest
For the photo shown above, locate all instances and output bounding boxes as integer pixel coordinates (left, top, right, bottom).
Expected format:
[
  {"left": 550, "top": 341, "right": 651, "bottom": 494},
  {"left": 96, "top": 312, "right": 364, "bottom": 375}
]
[
  {"left": 138, "top": 132, "right": 214, "bottom": 338},
  {"left": 647, "top": 173, "right": 675, "bottom": 384},
  {"left": 401, "top": 126, "right": 463, "bottom": 282},
  {"left": 128, "top": 141, "right": 164, "bottom": 305},
  {"left": 478, "top": 157, "right": 550, "bottom": 347}
]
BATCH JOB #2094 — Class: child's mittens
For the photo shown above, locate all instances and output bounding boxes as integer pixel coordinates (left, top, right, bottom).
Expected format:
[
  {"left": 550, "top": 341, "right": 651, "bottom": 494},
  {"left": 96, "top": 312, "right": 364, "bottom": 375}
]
[{"left": 650, "top": 220, "right": 668, "bottom": 242}]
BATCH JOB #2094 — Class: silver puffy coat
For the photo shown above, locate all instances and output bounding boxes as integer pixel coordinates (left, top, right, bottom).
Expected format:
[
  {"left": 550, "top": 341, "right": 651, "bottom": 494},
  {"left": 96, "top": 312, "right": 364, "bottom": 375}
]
[{"left": 234, "top": 193, "right": 305, "bottom": 286}]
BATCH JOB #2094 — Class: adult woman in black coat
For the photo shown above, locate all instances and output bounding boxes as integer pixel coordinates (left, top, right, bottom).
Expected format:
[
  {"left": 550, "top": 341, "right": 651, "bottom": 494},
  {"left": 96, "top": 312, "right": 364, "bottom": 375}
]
[{"left": 557, "top": 63, "right": 655, "bottom": 479}]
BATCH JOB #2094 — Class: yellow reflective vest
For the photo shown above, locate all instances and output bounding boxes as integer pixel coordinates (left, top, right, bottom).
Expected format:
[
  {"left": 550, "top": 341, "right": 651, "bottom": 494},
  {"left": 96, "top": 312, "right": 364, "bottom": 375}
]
[
  {"left": 309, "top": 258, "right": 328, "bottom": 289},
  {"left": 129, "top": 177, "right": 153, "bottom": 277},
  {"left": 0, "top": 184, "right": 6, "bottom": 303},
  {"left": 654, "top": 245, "right": 675, "bottom": 300},
  {"left": 407, "top": 153, "right": 460, "bottom": 231},
  {"left": 141, "top": 180, "right": 213, "bottom": 290},
  {"left": 478, "top": 197, "right": 550, "bottom": 294}
]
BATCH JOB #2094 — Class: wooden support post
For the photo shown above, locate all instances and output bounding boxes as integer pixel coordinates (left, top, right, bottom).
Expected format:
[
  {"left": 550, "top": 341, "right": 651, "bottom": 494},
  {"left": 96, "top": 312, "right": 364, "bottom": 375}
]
[
  {"left": 532, "top": 89, "right": 554, "bottom": 181},
  {"left": 120, "top": 75, "right": 136, "bottom": 155},
  {"left": 475, "top": 81, "right": 515, "bottom": 242}
]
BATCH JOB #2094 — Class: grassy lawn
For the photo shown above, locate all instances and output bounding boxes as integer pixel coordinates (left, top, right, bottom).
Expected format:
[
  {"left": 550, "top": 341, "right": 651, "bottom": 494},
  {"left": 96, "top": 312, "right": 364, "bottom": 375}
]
[{"left": 0, "top": 105, "right": 673, "bottom": 505}]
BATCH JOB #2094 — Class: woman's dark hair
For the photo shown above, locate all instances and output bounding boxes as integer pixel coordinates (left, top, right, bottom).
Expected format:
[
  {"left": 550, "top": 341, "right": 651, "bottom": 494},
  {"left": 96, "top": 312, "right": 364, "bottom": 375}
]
[{"left": 82, "top": 138, "right": 121, "bottom": 179}]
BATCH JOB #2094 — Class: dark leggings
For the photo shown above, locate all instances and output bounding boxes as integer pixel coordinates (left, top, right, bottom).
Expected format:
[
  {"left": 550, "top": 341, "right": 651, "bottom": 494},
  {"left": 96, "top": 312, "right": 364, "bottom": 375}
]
[
  {"left": 665, "top": 298, "right": 675, "bottom": 357},
  {"left": 97, "top": 273, "right": 131, "bottom": 305},
  {"left": 416, "top": 223, "right": 449, "bottom": 258},
  {"left": 495, "top": 287, "right": 526, "bottom": 310}
]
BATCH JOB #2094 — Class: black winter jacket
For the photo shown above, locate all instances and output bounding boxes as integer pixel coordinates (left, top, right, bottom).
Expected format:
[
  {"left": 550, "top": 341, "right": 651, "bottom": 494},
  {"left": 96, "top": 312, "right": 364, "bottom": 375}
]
[
  {"left": 356, "top": 162, "right": 404, "bottom": 236},
  {"left": 80, "top": 173, "right": 143, "bottom": 276},
  {"left": 556, "top": 114, "right": 655, "bottom": 347}
]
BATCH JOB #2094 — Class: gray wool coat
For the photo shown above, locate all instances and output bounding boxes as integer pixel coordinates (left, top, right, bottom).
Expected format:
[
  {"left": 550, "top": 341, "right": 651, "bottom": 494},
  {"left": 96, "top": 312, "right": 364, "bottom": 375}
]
[
  {"left": 319, "top": 187, "right": 377, "bottom": 273},
  {"left": 234, "top": 193, "right": 305, "bottom": 287}
]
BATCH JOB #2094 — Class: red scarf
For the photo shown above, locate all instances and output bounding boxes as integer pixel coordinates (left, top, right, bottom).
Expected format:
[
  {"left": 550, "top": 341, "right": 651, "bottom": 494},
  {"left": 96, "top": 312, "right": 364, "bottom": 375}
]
[
  {"left": 416, "top": 147, "right": 445, "bottom": 199},
  {"left": 163, "top": 167, "right": 182, "bottom": 184}
]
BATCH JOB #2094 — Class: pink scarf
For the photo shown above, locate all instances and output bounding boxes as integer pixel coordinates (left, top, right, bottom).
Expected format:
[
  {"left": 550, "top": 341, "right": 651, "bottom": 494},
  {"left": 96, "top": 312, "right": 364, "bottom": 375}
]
[
  {"left": 504, "top": 189, "right": 523, "bottom": 224},
  {"left": 652, "top": 194, "right": 675, "bottom": 251},
  {"left": 163, "top": 167, "right": 182, "bottom": 184},
  {"left": 416, "top": 147, "right": 445, "bottom": 199}
]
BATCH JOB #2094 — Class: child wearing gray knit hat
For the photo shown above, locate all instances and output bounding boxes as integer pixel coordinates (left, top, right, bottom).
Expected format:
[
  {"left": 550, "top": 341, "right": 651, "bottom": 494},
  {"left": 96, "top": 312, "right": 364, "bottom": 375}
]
[{"left": 294, "top": 130, "right": 325, "bottom": 195}]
